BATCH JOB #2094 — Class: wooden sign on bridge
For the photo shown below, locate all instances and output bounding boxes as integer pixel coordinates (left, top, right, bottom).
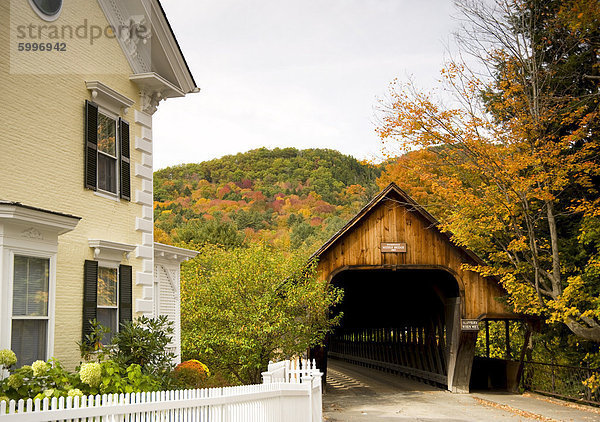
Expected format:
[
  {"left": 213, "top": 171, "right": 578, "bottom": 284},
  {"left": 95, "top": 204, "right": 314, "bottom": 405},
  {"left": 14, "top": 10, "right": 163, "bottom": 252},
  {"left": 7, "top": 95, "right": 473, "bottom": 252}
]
[{"left": 380, "top": 242, "right": 407, "bottom": 253}]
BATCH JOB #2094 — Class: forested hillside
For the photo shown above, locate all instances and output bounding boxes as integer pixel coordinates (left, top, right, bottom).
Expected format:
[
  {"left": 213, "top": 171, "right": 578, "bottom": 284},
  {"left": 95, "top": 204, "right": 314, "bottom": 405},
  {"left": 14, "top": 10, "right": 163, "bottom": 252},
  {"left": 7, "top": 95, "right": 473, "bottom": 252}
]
[{"left": 154, "top": 148, "right": 381, "bottom": 250}]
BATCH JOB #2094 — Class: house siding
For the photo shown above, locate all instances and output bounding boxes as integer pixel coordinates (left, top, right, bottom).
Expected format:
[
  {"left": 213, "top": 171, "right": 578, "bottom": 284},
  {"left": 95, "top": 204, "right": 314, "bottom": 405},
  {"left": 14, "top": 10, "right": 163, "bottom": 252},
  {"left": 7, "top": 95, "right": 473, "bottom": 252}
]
[{"left": 0, "top": 1, "right": 149, "bottom": 368}]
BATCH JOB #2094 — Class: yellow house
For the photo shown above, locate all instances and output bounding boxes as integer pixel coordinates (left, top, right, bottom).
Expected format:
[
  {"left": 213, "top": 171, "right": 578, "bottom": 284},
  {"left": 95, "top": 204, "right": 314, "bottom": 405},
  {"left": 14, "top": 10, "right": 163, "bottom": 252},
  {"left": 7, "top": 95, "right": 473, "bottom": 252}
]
[{"left": 0, "top": 0, "right": 198, "bottom": 369}]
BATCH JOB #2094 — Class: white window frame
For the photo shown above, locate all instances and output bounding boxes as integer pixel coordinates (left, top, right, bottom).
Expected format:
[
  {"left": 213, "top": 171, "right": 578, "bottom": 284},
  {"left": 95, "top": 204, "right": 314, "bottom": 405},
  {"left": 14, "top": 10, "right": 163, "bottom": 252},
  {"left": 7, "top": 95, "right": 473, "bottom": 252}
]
[
  {"left": 5, "top": 247, "right": 56, "bottom": 364},
  {"left": 95, "top": 107, "right": 119, "bottom": 198}
]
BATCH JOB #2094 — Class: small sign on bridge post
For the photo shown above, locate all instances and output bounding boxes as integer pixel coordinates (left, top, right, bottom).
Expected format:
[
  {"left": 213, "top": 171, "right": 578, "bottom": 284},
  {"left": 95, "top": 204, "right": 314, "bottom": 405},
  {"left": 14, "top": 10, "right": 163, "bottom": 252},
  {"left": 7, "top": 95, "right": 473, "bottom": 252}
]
[
  {"left": 461, "top": 319, "right": 480, "bottom": 331},
  {"left": 381, "top": 242, "right": 407, "bottom": 253}
]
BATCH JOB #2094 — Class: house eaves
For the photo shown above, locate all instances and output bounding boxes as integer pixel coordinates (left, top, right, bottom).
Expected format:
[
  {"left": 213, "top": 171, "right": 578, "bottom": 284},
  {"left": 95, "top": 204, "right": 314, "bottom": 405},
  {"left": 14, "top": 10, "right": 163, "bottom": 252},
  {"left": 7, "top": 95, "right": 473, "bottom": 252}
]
[{"left": 97, "top": 0, "right": 198, "bottom": 97}]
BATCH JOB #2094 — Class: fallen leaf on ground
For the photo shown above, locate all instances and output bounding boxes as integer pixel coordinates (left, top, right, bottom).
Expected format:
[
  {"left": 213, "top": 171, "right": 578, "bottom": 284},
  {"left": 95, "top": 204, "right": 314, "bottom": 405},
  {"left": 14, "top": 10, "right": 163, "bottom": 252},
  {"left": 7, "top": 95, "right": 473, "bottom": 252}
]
[{"left": 473, "top": 396, "right": 559, "bottom": 422}]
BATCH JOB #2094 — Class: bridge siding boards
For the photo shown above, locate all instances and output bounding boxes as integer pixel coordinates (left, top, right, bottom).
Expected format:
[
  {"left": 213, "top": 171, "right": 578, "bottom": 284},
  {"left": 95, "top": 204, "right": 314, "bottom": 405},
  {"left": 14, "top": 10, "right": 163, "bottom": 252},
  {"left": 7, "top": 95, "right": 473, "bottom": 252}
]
[
  {"left": 314, "top": 186, "right": 511, "bottom": 320},
  {"left": 312, "top": 183, "right": 516, "bottom": 393}
]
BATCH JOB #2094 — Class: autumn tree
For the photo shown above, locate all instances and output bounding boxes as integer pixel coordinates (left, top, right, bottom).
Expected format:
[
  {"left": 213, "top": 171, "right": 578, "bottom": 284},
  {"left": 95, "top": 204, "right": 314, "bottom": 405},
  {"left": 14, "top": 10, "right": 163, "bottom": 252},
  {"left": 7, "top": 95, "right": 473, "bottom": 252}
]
[
  {"left": 174, "top": 219, "right": 245, "bottom": 248},
  {"left": 180, "top": 243, "right": 343, "bottom": 384},
  {"left": 153, "top": 148, "right": 380, "bottom": 250},
  {"left": 378, "top": 0, "right": 600, "bottom": 341}
]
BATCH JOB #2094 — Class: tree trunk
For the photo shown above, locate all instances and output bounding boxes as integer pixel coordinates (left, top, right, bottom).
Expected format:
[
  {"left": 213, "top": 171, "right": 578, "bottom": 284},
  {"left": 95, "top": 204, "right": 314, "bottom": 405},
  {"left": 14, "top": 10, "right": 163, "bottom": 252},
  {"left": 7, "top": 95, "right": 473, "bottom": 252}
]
[
  {"left": 565, "top": 318, "right": 600, "bottom": 343},
  {"left": 545, "top": 201, "right": 562, "bottom": 296}
]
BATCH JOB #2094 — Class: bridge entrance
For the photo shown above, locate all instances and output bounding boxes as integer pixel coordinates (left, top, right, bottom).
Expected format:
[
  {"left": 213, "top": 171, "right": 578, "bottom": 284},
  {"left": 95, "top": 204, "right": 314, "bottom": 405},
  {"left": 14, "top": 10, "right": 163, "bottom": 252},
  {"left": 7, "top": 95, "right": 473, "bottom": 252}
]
[
  {"left": 309, "top": 183, "right": 521, "bottom": 393},
  {"left": 328, "top": 268, "right": 459, "bottom": 387}
]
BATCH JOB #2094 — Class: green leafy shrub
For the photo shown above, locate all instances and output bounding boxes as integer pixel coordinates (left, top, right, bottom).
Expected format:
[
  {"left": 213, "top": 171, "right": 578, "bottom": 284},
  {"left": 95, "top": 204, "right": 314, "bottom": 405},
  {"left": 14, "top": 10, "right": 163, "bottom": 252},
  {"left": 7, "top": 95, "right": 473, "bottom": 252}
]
[
  {"left": 110, "top": 315, "right": 176, "bottom": 379},
  {"left": 83, "top": 361, "right": 160, "bottom": 395},
  {"left": 0, "top": 315, "right": 175, "bottom": 401},
  {"left": 0, "top": 357, "right": 161, "bottom": 401},
  {"left": 181, "top": 243, "right": 343, "bottom": 384},
  {"left": 80, "top": 316, "right": 176, "bottom": 384},
  {"left": 1, "top": 358, "right": 79, "bottom": 401},
  {"left": 79, "top": 319, "right": 111, "bottom": 361}
]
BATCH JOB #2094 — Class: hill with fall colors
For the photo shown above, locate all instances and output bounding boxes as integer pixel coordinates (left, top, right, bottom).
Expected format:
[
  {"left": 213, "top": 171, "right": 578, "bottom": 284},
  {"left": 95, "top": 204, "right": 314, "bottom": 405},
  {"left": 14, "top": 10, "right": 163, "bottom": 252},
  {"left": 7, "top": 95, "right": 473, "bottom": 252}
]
[{"left": 153, "top": 148, "right": 381, "bottom": 250}]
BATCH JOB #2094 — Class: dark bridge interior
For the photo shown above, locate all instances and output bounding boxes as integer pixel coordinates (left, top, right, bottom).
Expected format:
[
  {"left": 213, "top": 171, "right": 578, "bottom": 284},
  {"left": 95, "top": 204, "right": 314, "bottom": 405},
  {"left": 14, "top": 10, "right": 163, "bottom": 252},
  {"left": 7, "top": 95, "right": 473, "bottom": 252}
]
[{"left": 325, "top": 269, "right": 461, "bottom": 387}]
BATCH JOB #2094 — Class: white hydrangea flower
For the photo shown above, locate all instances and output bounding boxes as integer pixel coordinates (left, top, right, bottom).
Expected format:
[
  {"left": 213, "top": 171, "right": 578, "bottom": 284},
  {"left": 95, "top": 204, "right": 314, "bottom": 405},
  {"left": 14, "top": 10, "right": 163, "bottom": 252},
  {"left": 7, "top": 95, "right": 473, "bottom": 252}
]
[
  {"left": 31, "top": 360, "right": 49, "bottom": 377},
  {"left": 67, "top": 388, "right": 84, "bottom": 398},
  {"left": 6, "top": 374, "right": 22, "bottom": 389},
  {"left": 0, "top": 350, "right": 17, "bottom": 367},
  {"left": 79, "top": 362, "right": 102, "bottom": 387}
]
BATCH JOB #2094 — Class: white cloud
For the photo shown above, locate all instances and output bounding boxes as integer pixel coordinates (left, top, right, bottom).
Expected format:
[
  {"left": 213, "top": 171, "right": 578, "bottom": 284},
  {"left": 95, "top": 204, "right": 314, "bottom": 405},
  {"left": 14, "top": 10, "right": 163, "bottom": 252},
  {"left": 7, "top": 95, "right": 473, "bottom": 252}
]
[{"left": 153, "top": 0, "right": 459, "bottom": 169}]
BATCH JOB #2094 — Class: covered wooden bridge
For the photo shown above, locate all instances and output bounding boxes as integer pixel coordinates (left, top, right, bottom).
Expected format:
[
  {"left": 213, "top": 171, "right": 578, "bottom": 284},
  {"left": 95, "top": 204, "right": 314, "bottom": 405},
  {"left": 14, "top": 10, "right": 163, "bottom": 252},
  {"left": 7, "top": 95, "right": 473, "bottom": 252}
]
[{"left": 310, "top": 183, "right": 519, "bottom": 393}]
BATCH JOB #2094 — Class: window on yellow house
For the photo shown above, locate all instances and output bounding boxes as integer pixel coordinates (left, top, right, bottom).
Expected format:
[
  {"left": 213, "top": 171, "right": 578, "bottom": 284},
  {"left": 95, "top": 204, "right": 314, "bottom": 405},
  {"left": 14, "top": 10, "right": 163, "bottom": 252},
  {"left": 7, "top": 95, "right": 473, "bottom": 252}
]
[
  {"left": 97, "top": 266, "right": 118, "bottom": 342},
  {"left": 11, "top": 256, "right": 50, "bottom": 365},
  {"left": 97, "top": 113, "right": 118, "bottom": 194},
  {"left": 29, "top": 0, "right": 63, "bottom": 21},
  {"left": 82, "top": 260, "right": 132, "bottom": 344},
  {"left": 84, "top": 101, "right": 130, "bottom": 200}
]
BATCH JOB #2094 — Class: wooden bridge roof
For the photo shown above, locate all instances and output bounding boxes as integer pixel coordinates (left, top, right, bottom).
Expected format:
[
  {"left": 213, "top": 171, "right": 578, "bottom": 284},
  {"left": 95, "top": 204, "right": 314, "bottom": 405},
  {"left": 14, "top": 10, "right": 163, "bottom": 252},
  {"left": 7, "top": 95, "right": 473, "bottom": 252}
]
[
  {"left": 311, "top": 182, "right": 516, "bottom": 320},
  {"left": 311, "top": 182, "right": 485, "bottom": 265}
]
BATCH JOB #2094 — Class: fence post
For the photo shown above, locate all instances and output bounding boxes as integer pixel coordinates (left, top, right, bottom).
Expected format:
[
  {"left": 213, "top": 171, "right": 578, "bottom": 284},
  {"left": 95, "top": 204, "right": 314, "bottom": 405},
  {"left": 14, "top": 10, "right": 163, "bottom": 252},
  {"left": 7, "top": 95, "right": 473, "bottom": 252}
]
[
  {"left": 262, "top": 371, "right": 272, "bottom": 384},
  {"left": 585, "top": 366, "right": 592, "bottom": 402},
  {"left": 312, "top": 372, "right": 323, "bottom": 422},
  {"left": 301, "top": 375, "right": 313, "bottom": 422}
]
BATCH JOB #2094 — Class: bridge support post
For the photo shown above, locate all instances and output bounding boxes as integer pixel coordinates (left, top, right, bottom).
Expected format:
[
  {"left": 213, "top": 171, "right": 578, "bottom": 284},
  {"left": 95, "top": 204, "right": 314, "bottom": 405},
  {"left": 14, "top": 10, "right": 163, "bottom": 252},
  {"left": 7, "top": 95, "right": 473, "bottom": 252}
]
[{"left": 445, "top": 297, "right": 477, "bottom": 393}]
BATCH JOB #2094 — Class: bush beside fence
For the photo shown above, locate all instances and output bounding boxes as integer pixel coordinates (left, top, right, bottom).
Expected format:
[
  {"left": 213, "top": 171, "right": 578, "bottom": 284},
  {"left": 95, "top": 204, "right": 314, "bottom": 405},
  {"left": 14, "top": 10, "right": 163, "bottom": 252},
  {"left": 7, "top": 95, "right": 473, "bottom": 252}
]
[
  {"left": 0, "top": 359, "right": 323, "bottom": 422},
  {"left": 522, "top": 361, "right": 600, "bottom": 405}
]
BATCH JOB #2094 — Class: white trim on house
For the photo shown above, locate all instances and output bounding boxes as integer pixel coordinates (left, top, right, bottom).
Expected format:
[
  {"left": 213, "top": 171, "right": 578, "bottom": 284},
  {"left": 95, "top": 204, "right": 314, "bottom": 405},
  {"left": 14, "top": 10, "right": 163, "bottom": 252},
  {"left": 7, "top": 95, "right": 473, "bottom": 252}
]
[
  {"left": 85, "top": 0, "right": 199, "bottom": 355},
  {"left": 133, "top": 110, "right": 154, "bottom": 316},
  {"left": 86, "top": 81, "right": 135, "bottom": 116},
  {"left": 129, "top": 72, "right": 185, "bottom": 98},
  {"left": 88, "top": 239, "right": 136, "bottom": 266},
  {"left": 154, "top": 243, "right": 198, "bottom": 262},
  {"left": 0, "top": 202, "right": 80, "bottom": 235},
  {"left": 93, "top": 190, "right": 120, "bottom": 202},
  {"left": 145, "top": 0, "right": 197, "bottom": 93},
  {"left": 153, "top": 243, "right": 197, "bottom": 363},
  {"left": 95, "top": 0, "right": 151, "bottom": 75},
  {"left": 6, "top": 250, "right": 55, "bottom": 365},
  {"left": 129, "top": 72, "right": 185, "bottom": 115},
  {"left": 96, "top": 0, "right": 198, "bottom": 115},
  {"left": 0, "top": 202, "right": 79, "bottom": 363}
]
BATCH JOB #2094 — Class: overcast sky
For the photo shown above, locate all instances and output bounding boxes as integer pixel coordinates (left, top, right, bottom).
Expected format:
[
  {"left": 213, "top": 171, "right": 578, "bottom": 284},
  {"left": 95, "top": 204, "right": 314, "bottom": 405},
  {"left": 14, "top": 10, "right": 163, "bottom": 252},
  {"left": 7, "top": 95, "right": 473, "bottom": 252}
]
[{"left": 153, "top": 0, "right": 459, "bottom": 170}]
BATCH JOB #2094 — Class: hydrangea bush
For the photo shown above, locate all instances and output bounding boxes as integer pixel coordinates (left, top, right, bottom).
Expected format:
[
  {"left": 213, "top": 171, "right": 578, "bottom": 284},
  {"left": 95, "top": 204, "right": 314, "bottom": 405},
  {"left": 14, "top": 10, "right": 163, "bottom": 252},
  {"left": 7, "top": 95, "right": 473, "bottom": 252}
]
[
  {"left": 0, "top": 357, "right": 79, "bottom": 401},
  {"left": 0, "top": 317, "right": 188, "bottom": 401},
  {"left": 0, "top": 353, "right": 161, "bottom": 401}
]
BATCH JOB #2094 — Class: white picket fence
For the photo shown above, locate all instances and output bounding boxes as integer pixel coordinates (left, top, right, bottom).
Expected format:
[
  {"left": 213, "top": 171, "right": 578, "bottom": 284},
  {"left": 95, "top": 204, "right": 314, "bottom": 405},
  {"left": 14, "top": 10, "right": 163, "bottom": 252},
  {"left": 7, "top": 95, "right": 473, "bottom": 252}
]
[
  {"left": 261, "top": 358, "right": 322, "bottom": 422},
  {"left": 0, "top": 359, "right": 323, "bottom": 422},
  {"left": 261, "top": 358, "right": 320, "bottom": 384}
]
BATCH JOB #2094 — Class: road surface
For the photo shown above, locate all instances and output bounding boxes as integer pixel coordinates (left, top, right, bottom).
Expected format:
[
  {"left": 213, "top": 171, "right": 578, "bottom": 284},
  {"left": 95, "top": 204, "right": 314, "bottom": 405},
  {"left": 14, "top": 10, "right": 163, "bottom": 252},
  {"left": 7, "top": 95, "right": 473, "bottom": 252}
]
[{"left": 323, "top": 359, "right": 600, "bottom": 421}]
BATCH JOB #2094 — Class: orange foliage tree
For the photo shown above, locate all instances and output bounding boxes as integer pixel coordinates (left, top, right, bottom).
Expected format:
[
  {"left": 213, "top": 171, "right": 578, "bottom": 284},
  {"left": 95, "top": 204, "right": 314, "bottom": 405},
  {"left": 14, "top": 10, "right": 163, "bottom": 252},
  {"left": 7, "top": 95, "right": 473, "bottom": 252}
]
[{"left": 377, "top": 0, "right": 600, "bottom": 342}]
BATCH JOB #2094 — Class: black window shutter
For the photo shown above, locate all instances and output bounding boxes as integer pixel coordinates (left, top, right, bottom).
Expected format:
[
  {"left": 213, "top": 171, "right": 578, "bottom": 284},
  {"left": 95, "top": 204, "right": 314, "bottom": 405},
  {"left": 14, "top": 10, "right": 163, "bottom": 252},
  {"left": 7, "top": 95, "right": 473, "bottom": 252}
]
[
  {"left": 82, "top": 260, "right": 98, "bottom": 342},
  {"left": 119, "top": 118, "right": 131, "bottom": 201},
  {"left": 85, "top": 101, "right": 98, "bottom": 190},
  {"left": 119, "top": 264, "right": 133, "bottom": 327}
]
